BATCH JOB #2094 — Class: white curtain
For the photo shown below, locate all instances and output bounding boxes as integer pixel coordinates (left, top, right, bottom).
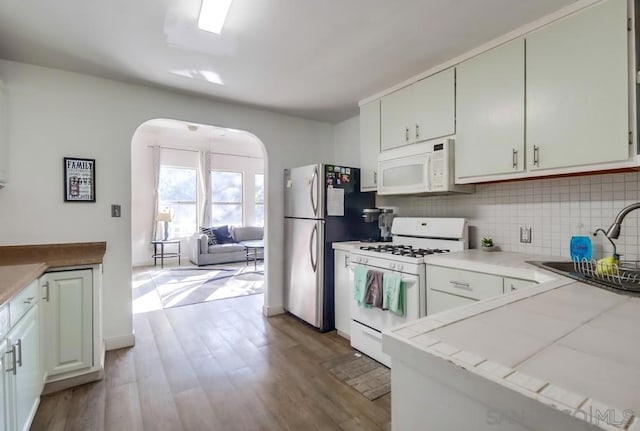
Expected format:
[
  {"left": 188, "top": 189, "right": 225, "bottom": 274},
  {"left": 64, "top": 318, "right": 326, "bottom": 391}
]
[
  {"left": 151, "top": 145, "right": 161, "bottom": 240},
  {"left": 197, "top": 150, "right": 212, "bottom": 229}
]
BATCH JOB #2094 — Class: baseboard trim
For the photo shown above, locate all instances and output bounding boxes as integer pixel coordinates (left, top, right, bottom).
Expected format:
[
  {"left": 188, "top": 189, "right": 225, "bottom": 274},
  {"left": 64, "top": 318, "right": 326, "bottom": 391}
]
[
  {"left": 104, "top": 333, "right": 136, "bottom": 350},
  {"left": 263, "top": 304, "right": 285, "bottom": 317},
  {"left": 42, "top": 368, "right": 104, "bottom": 395}
]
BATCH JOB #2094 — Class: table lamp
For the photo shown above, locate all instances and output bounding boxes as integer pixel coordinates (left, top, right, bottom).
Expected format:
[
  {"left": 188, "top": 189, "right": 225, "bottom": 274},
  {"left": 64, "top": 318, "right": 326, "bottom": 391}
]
[{"left": 157, "top": 209, "right": 174, "bottom": 241}]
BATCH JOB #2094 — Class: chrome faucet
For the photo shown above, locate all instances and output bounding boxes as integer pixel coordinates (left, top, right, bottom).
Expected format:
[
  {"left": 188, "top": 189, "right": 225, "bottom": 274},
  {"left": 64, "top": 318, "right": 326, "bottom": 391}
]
[{"left": 605, "top": 202, "right": 640, "bottom": 239}]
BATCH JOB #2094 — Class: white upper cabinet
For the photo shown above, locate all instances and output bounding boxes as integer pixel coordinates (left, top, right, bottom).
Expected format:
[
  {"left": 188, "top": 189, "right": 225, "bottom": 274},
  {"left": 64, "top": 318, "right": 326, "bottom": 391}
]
[
  {"left": 410, "top": 68, "right": 455, "bottom": 143},
  {"left": 0, "top": 79, "right": 7, "bottom": 187},
  {"left": 526, "top": 0, "right": 629, "bottom": 171},
  {"left": 380, "top": 68, "right": 455, "bottom": 151},
  {"left": 359, "top": 100, "right": 380, "bottom": 191},
  {"left": 380, "top": 83, "right": 412, "bottom": 151},
  {"left": 456, "top": 39, "right": 525, "bottom": 179}
]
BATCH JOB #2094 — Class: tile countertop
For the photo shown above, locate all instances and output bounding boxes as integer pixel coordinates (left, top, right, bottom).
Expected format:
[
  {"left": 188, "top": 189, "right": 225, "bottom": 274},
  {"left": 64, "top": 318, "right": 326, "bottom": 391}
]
[
  {"left": 384, "top": 250, "right": 640, "bottom": 431},
  {"left": 0, "top": 263, "right": 48, "bottom": 307},
  {"left": 0, "top": 242, "right": 107, "bottom": 308},
  {"left": 423, "top": 249, "right": 563, "bottom": 283}
]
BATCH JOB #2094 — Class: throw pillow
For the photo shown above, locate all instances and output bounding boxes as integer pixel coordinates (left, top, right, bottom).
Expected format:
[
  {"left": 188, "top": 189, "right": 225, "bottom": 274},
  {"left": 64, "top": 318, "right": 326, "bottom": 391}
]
[
  {"left": 200, "top": 227, "right": 218, "bottom": 246},
  {"left": 212, "top": 225, "right": 234, "bottom": 244}
]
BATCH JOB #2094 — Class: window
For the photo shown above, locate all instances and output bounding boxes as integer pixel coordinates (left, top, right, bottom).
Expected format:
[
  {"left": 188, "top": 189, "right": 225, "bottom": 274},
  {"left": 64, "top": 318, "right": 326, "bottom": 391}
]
[
  {"left": 255, "top": 174, "right": 264, "bottom": 226},
  {"left": 211, "top": 170, "right": 243, "bottom": 226},
  {"left": 158, "top": 166, "right": 197, "bottom": 238}
]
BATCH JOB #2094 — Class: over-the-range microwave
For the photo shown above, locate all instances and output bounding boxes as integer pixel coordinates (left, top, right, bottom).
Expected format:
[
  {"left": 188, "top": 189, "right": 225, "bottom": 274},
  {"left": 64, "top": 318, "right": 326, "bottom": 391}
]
[{"left": 377, "top": 138, "right": 475, "bottom": 196}]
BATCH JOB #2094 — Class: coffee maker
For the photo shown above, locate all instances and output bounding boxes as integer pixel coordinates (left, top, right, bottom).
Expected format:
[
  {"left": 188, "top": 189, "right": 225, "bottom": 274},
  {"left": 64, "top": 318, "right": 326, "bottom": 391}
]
[
  {"left": 361, "top": 208, "right": 394, "bottom": 242},
  {"left": 378, "top": 208, "right": 394, "bottom": 242}
]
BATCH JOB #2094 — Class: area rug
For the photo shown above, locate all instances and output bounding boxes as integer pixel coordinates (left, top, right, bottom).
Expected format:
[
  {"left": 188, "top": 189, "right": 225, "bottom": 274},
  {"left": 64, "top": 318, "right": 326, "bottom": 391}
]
[
  {"left": 322, "top": 351, "right": 391, "bottom": 400},
  {"left": 151, "top": 266, "right": 264, "bottom": 309}
]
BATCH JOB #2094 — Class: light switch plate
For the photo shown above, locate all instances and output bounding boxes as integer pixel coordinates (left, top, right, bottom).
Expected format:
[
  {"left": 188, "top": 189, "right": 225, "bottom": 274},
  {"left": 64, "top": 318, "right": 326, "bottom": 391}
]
[
  {"left": 520, "top": 226, "right": 532, "bottom": 243},
  {"left": 111, "top": 204, "right": 121, "bottom": 218}
]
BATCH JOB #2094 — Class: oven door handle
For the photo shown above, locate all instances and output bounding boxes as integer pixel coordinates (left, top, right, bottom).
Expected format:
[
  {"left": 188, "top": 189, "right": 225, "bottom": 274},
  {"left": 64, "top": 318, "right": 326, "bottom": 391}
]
[{"left": 347, "top": 265, "right": 417, "bottom": 285}]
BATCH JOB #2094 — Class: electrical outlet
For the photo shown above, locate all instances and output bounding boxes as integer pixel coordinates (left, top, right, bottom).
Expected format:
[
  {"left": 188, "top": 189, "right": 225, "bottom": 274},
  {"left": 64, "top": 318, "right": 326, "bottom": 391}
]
[
  {"left": 520, "top": 226, "right": 532, "bottom": 243},
  {"left": 111, "top": 204, "right": 121, "bottom": 218}
]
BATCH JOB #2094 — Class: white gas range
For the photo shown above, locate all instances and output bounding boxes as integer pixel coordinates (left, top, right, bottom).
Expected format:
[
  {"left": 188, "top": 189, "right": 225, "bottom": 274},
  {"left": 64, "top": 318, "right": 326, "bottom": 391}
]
[{"left": 349, "top": 217, "right": 468, "bottom": 367}]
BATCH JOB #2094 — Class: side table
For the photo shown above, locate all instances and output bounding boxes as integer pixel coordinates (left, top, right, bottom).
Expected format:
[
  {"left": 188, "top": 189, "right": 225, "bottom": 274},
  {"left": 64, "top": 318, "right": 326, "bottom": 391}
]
[
  {"left": 242, "top": 240, "right": 264, "bottom": 271},
  {"left": 151, "top": 239, "right": 181, "bottom": 269}
]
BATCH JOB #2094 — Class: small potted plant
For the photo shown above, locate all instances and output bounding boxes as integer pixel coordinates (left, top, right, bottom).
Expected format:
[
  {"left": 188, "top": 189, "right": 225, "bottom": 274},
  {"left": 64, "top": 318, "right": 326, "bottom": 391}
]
[{"left": 481, "top": 237, "right": 495, "bottom": 252}]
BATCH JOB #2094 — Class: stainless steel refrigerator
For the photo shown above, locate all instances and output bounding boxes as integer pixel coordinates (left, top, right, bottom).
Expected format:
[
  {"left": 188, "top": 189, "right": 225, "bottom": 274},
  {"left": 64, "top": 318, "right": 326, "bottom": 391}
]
[{"left": 284, "top": 164, "right": 377, "bottom": 332}]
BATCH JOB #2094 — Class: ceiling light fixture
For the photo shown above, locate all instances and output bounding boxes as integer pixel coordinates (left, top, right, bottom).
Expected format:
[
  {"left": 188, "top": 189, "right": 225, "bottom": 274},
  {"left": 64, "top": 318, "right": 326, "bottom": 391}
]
[{"left": 198, "top": 0, "right": 233, "bottom": 34}]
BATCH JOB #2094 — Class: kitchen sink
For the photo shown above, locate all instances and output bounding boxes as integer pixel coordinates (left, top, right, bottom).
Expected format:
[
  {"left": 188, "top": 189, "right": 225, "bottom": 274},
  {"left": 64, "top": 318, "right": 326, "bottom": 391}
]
[
  {"left": 528, "top": 260, "right": 640, "bottom": 296},
  {"left": 531, "top": 261, "right": 576, "bottom": 274}
]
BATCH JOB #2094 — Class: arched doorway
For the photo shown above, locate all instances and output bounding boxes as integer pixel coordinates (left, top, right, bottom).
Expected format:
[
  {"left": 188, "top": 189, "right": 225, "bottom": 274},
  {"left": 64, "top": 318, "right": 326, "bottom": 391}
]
[{"left": 130, "top": 118, "right": 268, "bottom": 313}]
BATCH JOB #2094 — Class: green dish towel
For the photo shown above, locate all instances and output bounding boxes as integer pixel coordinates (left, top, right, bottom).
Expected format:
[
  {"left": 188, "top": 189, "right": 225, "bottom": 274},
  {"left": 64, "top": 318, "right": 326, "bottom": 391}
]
[
  {"left": 353, "top": 265, "right": 368, "bottom": 306},
  {"left": 383, "top": 273, "right": 404, "bottom": 316}
]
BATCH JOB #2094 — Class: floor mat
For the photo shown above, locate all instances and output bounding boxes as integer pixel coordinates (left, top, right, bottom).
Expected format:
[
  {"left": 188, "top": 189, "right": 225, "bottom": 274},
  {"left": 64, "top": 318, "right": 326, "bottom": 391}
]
[
  {"left": 151, "top": 266, "right": 263, "bottom": 309},
  {"left": 322, "top": 351, "right": 391, "bottom": 401}
]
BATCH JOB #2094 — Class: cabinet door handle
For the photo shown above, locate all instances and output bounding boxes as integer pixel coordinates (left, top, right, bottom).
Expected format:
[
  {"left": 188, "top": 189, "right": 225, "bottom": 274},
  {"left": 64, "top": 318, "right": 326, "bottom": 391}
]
[
  {"left": 512, "top": 149, "right": 518, "bottom": 169},
  {"left": 450, "top": 281, "right": 471, "bottom": 290},
  {"left": 415, "top": 123, "right": 420, "bottom": 140},
  {"left": 533, "top": 146, "right": 540, "bottom": 166},
  {"left": 510, "top": 284, "right": 516, "bottom": 292},
  {"left": 344, "top": 253, "right": 349, "bottom": 268},
  {"left": 6, "top": 346, "right": 17, "bottom": 375},
  {"left": 405, "top": 127, "right": 410, "bottom": 142},
  {"left": 373, "top": 171, "right": 377, "bottom": 185},
  {"left": 15, "top": 339, "right": 22, "bottom": 367},
  {"left": 43, "top": 281, "right": 50, "bottom": 302},
  {"left": 23, "top": 296, "right": 34, "bottom": 305}
]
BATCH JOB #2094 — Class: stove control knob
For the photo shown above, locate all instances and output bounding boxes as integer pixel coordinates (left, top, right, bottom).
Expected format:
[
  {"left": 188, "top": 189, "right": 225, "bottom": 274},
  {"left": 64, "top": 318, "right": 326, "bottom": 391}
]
[
  {"left": 364, "top": 258, "right": 368, "bottom": 264},
  {"left": 398, "top": 264, "right": 403, "bottom": 271},
  {"left": 390, "top": 263, "right": 396, "bottom": 270}
]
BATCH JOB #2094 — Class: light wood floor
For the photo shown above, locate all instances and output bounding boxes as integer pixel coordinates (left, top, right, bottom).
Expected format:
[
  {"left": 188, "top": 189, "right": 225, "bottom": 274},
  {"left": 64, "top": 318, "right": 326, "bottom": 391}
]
[{"left": 30, "top": 293, "right": 391, "bottom": 430}]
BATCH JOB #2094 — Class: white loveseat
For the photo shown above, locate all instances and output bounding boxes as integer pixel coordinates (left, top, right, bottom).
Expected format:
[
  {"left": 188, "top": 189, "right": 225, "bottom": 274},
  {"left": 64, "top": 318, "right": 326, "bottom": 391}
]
[{"left": 189, "top": 226, "right": 264, "bottom": 266}]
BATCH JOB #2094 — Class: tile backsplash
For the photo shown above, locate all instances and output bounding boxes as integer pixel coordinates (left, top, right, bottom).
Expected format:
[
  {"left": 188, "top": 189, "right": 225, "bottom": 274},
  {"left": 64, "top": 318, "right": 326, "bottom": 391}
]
[{"left": 377, "top": 172, "right": 640, "bottom": 261}]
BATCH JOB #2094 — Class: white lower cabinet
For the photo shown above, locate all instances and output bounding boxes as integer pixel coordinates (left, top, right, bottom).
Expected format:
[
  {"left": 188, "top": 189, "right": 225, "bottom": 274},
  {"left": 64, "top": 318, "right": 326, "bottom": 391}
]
[
  {"left": 1, "top": 339, "right": 10, "bottom": 431},
  {"left": 427, "top": 265, "right": 503, "bottom": 314},
  {"left": 427, "top": 265, "right": 537, "bottom": 315},
  {"left": 427, "top": 289, "right": 475, "bottom": 315},
  {"left": 40, "top": 269, "right": 94, "bottom": 379},
  {"left": 1, "top": 264, "right": 103, "bottom": 430},
  {"left": 503, "top": 277, "right": 537, "bottom": 292},
  {"left": 3, "top": 297, "right": 42, "bottom": 431},
  {"left": 334, "top": 250, "right": 352, "bottom": 338}
]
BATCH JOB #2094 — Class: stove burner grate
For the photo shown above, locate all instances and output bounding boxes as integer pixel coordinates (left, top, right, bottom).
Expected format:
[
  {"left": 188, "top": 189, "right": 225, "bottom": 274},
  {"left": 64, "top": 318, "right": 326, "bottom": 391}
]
[{"left": 359, "top": 245, "right": 450, "bottom": 258}]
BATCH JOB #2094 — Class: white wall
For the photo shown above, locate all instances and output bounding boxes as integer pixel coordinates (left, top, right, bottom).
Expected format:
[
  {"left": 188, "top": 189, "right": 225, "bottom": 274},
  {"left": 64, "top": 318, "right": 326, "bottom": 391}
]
[
  {"left": 333, "top": 115, "right": 360, "bottom": 167},
  {"left": 0, "top": 60, "right": 334, "bottom": 345}
]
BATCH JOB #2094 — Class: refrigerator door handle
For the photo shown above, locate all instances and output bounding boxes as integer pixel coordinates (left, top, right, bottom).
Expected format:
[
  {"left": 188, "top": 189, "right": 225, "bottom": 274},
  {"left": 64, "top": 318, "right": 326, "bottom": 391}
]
[
  {"left": 310, "top": 165, "right": 319, "bottom": 217},
  {"left": 309, "top": 224, "right": 318, "bottom": 272}
]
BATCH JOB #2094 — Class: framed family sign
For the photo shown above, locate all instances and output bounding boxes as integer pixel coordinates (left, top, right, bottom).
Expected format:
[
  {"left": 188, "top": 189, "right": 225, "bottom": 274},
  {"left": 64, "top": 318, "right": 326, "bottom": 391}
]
[{"left": 64, "top": 157, "right": 96, "bottom": 202}]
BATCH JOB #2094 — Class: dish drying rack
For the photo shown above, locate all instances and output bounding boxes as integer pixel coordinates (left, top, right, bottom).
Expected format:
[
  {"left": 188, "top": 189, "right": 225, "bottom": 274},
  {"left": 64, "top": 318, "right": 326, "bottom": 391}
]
[
  {"left": 572, "top": 258, "right": 640, "bottom": 294},
  {"left": 573, "top": 228, "right": 640, "bottom": 293}
]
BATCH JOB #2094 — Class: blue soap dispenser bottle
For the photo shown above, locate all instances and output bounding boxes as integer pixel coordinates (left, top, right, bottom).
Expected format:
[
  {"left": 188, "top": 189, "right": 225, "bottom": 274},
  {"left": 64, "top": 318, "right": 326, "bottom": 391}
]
[{"left": 570, "top": 223, "right": 593, "bottom": 262}]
